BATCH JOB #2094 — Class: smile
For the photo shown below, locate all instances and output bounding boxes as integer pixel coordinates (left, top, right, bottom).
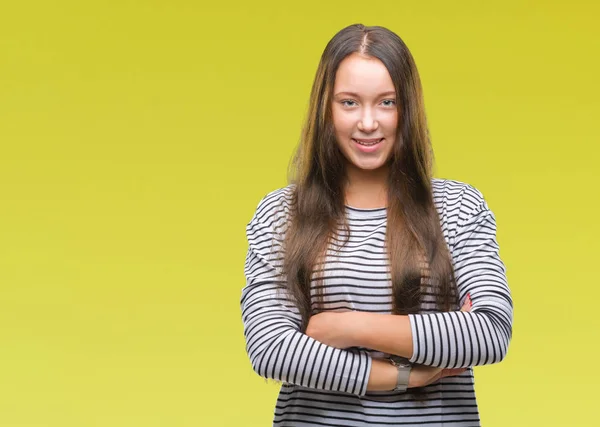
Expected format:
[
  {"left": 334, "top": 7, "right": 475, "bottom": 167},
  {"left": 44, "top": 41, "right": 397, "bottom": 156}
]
[{"left": 353, "top": 138, "right": 383, "bottom": 146}]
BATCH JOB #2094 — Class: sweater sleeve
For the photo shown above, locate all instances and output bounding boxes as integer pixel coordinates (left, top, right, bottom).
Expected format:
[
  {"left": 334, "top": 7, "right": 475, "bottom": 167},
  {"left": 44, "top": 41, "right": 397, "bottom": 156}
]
[
  {"left": 240, "top": 189, "right": 372, "bottom": 396},
  {"left": 407, "top": 185, "right": 514, "bottom": 368}
]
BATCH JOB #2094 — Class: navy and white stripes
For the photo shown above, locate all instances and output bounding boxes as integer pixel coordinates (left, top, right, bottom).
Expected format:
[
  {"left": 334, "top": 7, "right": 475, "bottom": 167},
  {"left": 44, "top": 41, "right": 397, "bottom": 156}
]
[
  {"left": 241, "top": 178, "right": 513, "bottom": 426},
  {"left": 408, "top": 187, "right": 512, "bottom": 368},
  {"left": 241, "top": 191, "right": 372, "bottom": 396}
]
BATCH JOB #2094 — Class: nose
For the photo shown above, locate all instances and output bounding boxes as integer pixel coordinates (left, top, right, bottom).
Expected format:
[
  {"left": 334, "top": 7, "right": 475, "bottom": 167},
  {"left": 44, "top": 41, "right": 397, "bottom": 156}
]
[{"left": 357, "top": 108, "right": 379, "bottom": 132}]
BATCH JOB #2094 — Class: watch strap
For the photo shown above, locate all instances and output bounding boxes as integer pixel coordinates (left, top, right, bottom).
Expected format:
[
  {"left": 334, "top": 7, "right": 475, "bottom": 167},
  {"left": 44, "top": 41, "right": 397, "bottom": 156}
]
[{"left": 389, "top": 356, "right": 412, "bottom": 392}]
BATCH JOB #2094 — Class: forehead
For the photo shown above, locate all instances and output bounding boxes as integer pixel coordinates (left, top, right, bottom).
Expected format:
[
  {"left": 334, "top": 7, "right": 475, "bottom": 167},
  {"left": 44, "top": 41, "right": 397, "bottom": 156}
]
[{"left": 333, "top": 53, "right": 395, "bottom": 95}]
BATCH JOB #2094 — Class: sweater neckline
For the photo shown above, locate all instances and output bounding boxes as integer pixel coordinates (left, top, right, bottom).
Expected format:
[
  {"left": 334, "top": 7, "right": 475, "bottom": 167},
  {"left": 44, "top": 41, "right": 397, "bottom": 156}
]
[{"left": 344, "top": 205, "right": 387, "bottom": 219}]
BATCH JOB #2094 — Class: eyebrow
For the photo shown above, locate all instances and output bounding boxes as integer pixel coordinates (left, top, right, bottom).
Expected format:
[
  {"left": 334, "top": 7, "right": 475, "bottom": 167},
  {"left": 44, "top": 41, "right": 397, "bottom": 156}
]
[{"left": 334, "top": 91, "right": 396, "bottom": 97}]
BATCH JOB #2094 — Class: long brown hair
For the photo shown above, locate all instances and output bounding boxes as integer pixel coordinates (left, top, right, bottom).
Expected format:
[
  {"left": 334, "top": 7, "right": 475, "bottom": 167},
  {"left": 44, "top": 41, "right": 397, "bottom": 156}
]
[{"left": 283, "top": 24, "right": 458, "bottom": 336}]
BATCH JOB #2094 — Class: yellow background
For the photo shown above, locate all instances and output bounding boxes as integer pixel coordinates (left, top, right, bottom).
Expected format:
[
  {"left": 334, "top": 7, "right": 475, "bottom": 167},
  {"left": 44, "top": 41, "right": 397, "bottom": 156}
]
[{"left": 1, "top": 1, "right": 598, "bottom": 426}]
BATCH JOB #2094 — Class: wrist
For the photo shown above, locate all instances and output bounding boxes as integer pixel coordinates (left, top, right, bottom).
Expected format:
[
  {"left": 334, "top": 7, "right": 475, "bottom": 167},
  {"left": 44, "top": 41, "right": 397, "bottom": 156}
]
[
  {"left": 367, "top": 358, "right": 398, "bottom": 391},
  {"left": 407, "top": 368, "right": 417, "bottom": 388},
  {"left": 389, "top": 356, "right": 412, "bottom": 392}
]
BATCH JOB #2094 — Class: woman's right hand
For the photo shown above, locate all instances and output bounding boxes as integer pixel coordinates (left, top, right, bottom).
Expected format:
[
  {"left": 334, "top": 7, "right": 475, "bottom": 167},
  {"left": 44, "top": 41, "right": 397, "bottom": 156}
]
[
  {"left": 408, "top": 365, "right": 467, "bottom": 388},
  {"left": 408, "top": 294, "right": 472, "bottom": 388}
]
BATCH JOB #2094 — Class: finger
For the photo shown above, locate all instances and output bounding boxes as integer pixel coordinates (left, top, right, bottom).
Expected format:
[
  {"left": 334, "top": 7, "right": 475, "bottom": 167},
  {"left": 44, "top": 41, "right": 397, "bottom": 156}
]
[
  {"left": 460, "top": 293, "right": 472, "bottom": 312},
  {"left": 439, "top": 368, "right": 467, "bottom": 378},
  {"left": 422, "top": 367, "right": 467, "bottom": 387},
  {"left": 422, "top": 371, "right": 443, "bottom": 387}
]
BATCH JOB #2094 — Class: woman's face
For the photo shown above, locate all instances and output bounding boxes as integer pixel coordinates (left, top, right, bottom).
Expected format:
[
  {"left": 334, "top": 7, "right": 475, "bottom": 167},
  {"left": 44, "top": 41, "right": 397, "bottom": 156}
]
[{"left": 331, "top": 52, "right": 398, "bottom": 174}]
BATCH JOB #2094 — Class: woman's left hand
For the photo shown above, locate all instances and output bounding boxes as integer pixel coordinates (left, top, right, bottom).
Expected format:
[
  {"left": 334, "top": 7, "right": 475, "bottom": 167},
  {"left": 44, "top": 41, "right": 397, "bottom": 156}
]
[{"left": 305, "top": 310, "right": 355, "bottom": 349}]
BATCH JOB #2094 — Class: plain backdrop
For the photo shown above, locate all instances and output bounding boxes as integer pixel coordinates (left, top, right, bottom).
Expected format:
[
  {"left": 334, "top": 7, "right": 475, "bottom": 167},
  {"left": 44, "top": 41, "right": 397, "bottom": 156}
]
[{"left": 1, "top": 1, "right": 598, "bottom": 426}]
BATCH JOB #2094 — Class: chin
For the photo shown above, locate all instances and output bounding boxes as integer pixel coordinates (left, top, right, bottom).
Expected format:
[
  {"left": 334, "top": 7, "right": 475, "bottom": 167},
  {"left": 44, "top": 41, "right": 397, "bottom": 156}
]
[{"left": 350, "top": 160, "right": 388, "bottom": 171}]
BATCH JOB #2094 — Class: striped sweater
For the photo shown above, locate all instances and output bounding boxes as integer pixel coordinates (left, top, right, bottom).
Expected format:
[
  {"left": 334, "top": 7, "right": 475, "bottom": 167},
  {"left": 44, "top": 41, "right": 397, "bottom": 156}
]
[{"left": 241, "top": 178, "right": 513, "bottom": 426}]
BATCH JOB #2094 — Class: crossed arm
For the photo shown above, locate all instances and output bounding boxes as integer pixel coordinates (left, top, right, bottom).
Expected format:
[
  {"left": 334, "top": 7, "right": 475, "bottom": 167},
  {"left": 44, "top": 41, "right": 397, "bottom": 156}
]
[{"left": 241, "top": 190, "right": 513, "bottom": 397}]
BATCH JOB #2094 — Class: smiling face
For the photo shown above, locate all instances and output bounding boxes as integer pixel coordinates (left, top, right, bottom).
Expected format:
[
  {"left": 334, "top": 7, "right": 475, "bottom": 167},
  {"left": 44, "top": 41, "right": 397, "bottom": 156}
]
[{"left": 331, "top": 52, "right": 399, "bottom": 177}]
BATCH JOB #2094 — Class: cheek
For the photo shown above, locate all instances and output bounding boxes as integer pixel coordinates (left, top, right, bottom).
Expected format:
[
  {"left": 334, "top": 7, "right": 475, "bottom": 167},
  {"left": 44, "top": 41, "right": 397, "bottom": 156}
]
[
  {"left": 383, "top": 113, "right": 399, "bottom": 130},
  {"left": 333, "top": 122, "right": 347, "bottom": 135},
  {"left": 332, "top": 112, "right": 353, "bottom": 133}
]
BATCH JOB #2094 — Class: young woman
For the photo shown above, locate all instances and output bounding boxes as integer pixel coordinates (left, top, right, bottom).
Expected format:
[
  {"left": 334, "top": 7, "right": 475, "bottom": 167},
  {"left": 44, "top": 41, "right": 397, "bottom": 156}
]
[{"left": 241, "top": 23, "right": 513, "bottom": 426}]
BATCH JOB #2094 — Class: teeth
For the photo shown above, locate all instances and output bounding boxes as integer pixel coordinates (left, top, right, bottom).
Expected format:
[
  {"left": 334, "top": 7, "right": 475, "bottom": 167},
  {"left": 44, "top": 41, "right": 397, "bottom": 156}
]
[{"left": 355, "top": 139, "right": 381, "bottom": 146}]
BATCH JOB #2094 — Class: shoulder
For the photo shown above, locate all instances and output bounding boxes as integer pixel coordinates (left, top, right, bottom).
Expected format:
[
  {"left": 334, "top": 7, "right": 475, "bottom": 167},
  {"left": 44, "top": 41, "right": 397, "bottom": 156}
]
[
  {"left": 431, "top": 177, "right": 489, "bottom": 223},
  {"left": 246, "top": 184, "right": 296, "bottom": 238},
  {"left": 432, "top": 177, "right": 484, "bottom": 202},
  {"left": 250, "top": 184, "right": 295, "bottom": 223},
  {"left": 245, "top": 184, "right": 296, "bottom": 259}
]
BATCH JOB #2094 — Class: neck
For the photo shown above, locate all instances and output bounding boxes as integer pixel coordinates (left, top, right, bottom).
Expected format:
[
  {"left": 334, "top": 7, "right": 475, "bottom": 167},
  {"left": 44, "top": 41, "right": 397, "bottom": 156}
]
[{"left": 344, "top": 164, "right": 389, "bottom": 209}]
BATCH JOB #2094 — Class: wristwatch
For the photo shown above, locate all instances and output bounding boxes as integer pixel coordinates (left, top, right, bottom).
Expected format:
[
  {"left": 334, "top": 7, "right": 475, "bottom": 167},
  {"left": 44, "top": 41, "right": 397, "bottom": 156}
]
[{"left": 389, "top": 355, "right": 412, "bottom": 392}]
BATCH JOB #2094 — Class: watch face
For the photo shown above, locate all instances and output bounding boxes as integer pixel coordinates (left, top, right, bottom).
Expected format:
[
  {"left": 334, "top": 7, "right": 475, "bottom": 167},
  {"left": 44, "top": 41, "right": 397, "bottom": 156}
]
[{"left": 389, "top": 355, "right": 411, "bottom": 366}]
